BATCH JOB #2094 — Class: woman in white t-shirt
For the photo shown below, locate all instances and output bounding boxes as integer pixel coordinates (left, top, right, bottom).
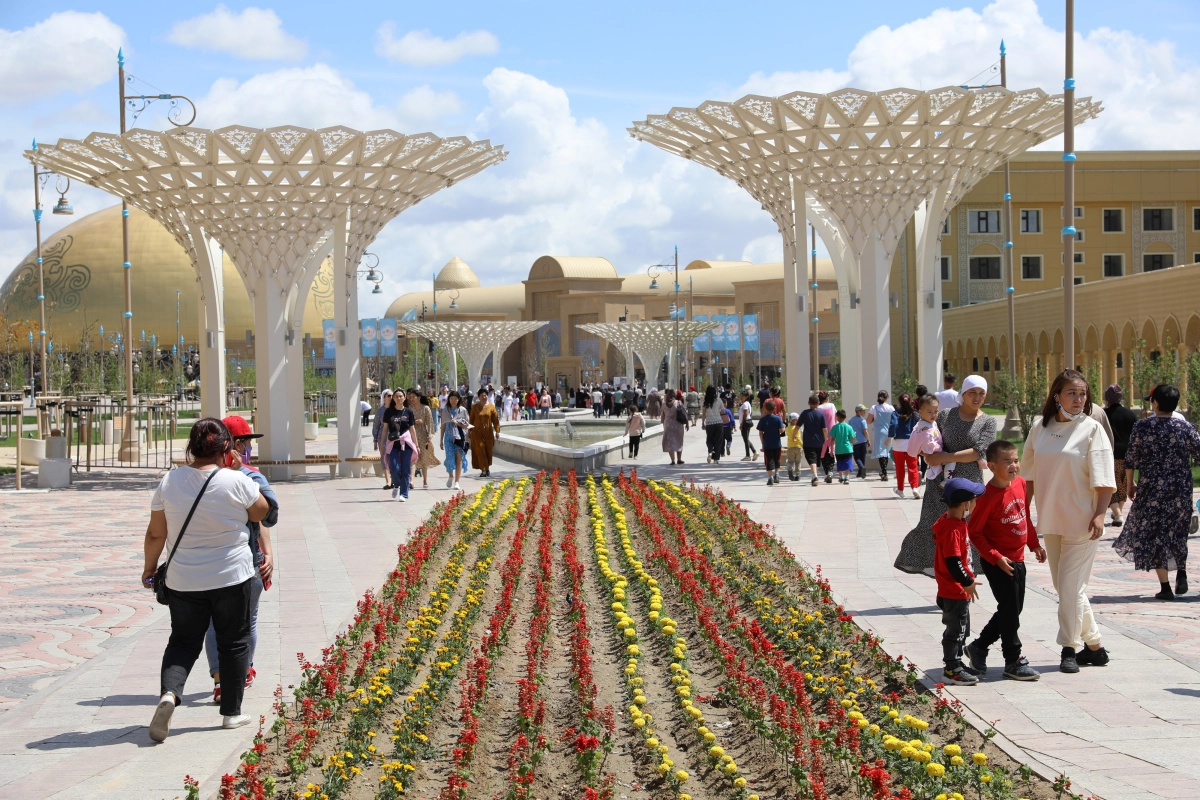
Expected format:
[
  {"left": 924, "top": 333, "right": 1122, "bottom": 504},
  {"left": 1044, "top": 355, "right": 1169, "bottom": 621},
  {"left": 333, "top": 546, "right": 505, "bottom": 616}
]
[
  {"left": 142, "top": 418, "right": 269, "bottom": 741},
  {"left": 1023, "top": 370, "right": 1116, "bottom": 674}
]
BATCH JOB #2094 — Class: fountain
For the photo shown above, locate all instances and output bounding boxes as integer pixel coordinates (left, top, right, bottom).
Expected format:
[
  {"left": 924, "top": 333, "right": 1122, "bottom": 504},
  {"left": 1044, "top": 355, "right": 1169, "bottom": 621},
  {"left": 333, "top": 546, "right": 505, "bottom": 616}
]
[{"left": 494, "top": 417, "right": 662, "bottom": 473}]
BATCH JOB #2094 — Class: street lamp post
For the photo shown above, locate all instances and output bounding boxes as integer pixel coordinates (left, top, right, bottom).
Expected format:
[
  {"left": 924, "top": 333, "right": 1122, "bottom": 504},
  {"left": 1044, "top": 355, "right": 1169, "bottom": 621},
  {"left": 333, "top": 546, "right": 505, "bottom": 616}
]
[
  {"left": 30, "top": 150, "right": 73, "bottom": 404},
  {"left": 116, "top": 47, "right": 196, "bottom": 460},
  {"left": 1062, "top": 1, "right": 1077, "bottom": 372},
  {"left": 1000, "top": 41, "right": 1024, "bottom": 439}
]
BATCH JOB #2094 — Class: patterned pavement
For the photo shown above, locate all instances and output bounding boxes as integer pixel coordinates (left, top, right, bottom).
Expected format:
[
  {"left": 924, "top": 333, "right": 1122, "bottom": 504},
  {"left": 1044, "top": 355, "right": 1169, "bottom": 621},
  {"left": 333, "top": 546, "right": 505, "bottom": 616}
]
[{"left": 0, "top": 422, "right": 1198, "bottom": 799}]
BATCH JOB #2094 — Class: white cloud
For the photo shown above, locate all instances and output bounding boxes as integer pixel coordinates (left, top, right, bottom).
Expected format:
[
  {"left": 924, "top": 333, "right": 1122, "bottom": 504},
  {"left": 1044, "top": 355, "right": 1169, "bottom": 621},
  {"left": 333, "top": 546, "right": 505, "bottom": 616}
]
[
  {"left": 736, "top": 68, "right": 850, "bottom": 98},
  {"left": 0, "top": 12, "right": 126, "bottom": 104},
  {"left": 198, "top": 64, "right": 395, "bottom": 129},
  {"left": 741, "top": 235, "right": 782, "bottom": 264},
  {"left": 395, "top": 86, "right": 465, "bottom": 131},
  {"left": 739, "top": 0, "right": 1200, "bottom": 150},
  {"left": 167, "top": 5, "right": 307, "bottom": 61},
  {"left": 375, "top": 23, "right": 499, "bottom": 67}
]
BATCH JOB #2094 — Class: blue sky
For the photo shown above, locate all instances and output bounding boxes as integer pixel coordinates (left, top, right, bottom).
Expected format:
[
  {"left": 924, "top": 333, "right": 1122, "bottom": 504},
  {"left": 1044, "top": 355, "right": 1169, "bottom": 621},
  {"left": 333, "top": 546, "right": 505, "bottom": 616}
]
[{"left": 3, "top": 0, "right": 1199, "bottom": 316}]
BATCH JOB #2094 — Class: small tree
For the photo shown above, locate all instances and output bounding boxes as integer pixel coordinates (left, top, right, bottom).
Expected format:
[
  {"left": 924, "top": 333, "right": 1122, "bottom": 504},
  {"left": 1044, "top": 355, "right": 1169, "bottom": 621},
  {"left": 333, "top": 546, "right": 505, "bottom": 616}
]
[
  {"left": 1186, "top": 350, "right": 1200, "bottom": 422},
  {"left": 1131, "top": 337, "right": 1179, "bottom": 405},
  {"left": 891, "top": 363, "right": 918, "bottom": 403},
  {"left": 991, "top": 359, "right": 1048, "bottom": 439},
  {"left": 820, "top": 340, "right": 841, "bottom": 392}
]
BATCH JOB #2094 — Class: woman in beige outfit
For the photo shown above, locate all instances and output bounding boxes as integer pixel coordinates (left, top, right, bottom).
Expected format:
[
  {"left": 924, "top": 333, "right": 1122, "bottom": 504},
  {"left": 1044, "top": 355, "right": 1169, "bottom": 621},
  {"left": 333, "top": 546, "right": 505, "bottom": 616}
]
[{"left": 1023, "top": 369, "right": 1116, "bottom": 674}]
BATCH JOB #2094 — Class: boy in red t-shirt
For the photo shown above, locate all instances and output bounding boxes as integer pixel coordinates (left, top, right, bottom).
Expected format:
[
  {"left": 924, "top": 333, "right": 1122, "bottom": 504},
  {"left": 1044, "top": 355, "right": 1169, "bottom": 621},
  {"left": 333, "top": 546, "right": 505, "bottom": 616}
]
[
  {"left": 963, "top": 440, "right": 1047, "bottom": 681},
  {"left": 933, "top": 477, "right": 987, "bottom": 685}
]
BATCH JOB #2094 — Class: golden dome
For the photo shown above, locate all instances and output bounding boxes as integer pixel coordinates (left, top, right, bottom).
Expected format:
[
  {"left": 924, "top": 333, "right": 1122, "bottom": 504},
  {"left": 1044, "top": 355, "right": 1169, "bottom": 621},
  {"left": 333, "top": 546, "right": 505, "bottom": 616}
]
[
  {"left": 434, "top": 256, "right": 481, "bottom": 290},
  {"left": 0, "top": 205, "right": 332, "bottom": 351}
]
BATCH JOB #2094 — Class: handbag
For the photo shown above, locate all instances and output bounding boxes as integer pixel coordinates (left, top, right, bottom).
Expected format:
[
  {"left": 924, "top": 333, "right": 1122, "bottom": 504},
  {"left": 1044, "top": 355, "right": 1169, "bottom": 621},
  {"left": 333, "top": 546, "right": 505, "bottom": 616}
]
[
  {"left": 154, "top": 469, "right": 218, "bottom": 605},
  {"left": 675, "top": 405, "right": 688, "bottom": 425}
]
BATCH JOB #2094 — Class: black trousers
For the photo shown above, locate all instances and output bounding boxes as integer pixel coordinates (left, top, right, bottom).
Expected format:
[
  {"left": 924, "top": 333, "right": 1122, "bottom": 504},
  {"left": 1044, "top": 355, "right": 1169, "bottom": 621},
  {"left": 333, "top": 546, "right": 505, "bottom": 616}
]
[
  {"left": 162, "top": 578, "right": 252, "bottom": 716},
  {"left": 878, "top": 455, "right": 890, "bottom": 477},
  {"left": 740, "top": 421, "right": 756, "bottom": 456},
  {"left": 937, "top": 596, "right": 971, "bottom": 669},
  {"left": 705, "top": 424, "right": 724, "bottom": 461},
  {"left": 853, "top": 443, "right": 867, "bottom": 473},
  {"left": 628, "top": 434, "right": 641, "bottom": 457},
  {"left": 976, "top": 559, "right": 1026, "bottom": 664}
]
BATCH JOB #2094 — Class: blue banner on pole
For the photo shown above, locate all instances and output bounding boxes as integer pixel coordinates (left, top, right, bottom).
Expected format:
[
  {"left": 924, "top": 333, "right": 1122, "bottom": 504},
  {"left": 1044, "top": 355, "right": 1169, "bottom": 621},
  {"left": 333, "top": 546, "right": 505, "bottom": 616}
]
[
  {"left": 709, "top": 314, "right": 726, "bottom": 349},
  {"left": 691, "top": 315, "right": 710, "bottom": 350},
  {"left": 723, "top": 315, "right": 741, "bottom": 350},
  {"left": 742, "top": 314, "right": 759, "bottom": 352},
  {"left": 323, "top": 319, "right": 336, "bottom": 359},
  {"left": 379, "top": 318, "right": 397, "bottom": 356},
  {"left": 361, "top": 318, "right": 379, "bottom": 357}
]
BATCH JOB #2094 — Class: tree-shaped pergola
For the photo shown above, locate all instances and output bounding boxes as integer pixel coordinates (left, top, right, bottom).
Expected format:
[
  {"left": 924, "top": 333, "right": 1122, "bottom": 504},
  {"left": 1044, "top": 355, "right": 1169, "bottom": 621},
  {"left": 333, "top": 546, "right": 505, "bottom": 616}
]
[
  {"left": 28, "top": 126, "right": 505, "bottom": 475},
  {"left": 401, "top": 321, "right": 548, "bottom": 392},
  {"left": 579, "top": 320, "right": 721, "bottom": 389},
  {"left": 630, "top": 86, "right": 1101, "bottom": 403}
]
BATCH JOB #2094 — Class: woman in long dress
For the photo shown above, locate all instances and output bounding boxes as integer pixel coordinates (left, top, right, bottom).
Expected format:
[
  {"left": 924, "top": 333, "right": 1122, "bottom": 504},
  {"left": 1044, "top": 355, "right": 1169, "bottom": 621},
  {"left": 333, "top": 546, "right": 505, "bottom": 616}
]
[
  {"left": 407, "top": 390, "right": 440, "bottom": 490},
  {"left": 661, "top": 389, "right": 689, "bottom": 464},
  {"left": 468, "top": 389, "right": 500, "bottom": 478},
  {"left": 894, "top": 375, "right": 996, "bottom": 575},
  {"left": 1113, "top": 384, "right": 1200, "bottom": 600},
  {"left": 866, "top": 391, "right": 895, "bottom": 481},
  {"left": 646, "top": 389, "right": 662, "bottom": 420}
]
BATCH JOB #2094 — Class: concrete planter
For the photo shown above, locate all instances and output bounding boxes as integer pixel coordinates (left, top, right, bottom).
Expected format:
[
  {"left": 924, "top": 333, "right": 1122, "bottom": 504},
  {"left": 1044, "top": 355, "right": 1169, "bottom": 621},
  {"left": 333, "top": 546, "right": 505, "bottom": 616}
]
[
  {"left": 46, "top": 435, "right": 68, "bottom": 460},
  {"left": 20, "top": 438, "right": 46, "bottom": 466},
  {"left": 304, "top": 422, "right": 319, "bottom": 440},
  {"left": 38, "top": 458, "right": 72, "bottom": 489}
]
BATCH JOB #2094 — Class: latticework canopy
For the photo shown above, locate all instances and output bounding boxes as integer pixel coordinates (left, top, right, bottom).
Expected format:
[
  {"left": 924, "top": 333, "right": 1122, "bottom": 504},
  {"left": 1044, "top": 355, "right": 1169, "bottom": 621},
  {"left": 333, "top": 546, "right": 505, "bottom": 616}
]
[
  {"left": 402, "top": 320, "right": 548, "bottom": 391},
  {"left": 579, "top": 320, "right": 721, "bottom": 388},
  {"left": 25, "top": 126, "right": 507, "bottom": 293}
]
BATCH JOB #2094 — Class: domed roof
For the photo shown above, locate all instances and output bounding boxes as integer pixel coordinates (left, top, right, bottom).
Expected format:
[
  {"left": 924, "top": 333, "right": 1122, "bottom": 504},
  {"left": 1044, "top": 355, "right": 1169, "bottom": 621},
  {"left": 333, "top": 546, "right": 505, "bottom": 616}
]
[
  {"left": 434, "top": 256, "right": 481, "bottom": 290},
  {"left": 528, "top": 256, "right": 619, "bottom": 280},
  {"left": 0, "top": 205, "right": 332, "bottom": 350}
]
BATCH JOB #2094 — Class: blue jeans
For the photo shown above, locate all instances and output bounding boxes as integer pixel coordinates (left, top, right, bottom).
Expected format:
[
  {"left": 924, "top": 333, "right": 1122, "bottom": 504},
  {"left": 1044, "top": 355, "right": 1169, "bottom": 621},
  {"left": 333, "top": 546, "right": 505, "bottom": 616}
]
[
  {"left": 539, "top": 407, "right": 549, "bottom": 419},
  {"left": 388, "top": 445, "right": 412, "bottom": 497},
  {"left": 205, "top": 572, "right": 263, "bottom": 676},
  {"left": 443, "top": 427, "right": 467, "bottom": 474}
]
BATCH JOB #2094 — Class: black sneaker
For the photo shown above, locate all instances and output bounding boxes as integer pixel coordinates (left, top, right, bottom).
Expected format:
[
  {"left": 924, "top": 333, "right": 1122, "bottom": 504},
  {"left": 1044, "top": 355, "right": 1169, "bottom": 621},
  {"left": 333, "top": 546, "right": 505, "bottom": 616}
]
[
  {"left": 766, "top": 475, "right": 774, "bottom": 486},
  {"left": 963, "top": 641, "right": 987, "bottom": 675},
  {"left": 943, "top": 666, "right": 978, "bottom": 685},
  {"left": 1177, "top": 571, "right": 1189, "bottom": 596},
  {"left": 811, "top": 476, "right": 818, "bottom": 486},
  {"left": 1076, "top": 646, "right": 1110, "bottom": 667},
  {"left": 1060, "top": 647, "right": 1079, "bottom": 674},
  {"left": 1155, "top": 587, "right": 1176, "bottom": 601},
  {"left": 1002, "top": 661, "right": 1040, "bottom": 681},
  {"left": 825, "top": 475, "right": 833, "bottom": 484}
]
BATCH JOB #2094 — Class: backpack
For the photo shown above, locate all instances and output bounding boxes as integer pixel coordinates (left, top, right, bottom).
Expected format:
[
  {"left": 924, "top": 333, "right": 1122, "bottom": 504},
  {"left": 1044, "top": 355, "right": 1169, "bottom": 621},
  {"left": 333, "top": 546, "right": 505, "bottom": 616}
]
[{"left": 675, "top": 405, "right": 688, "bottom": 425}]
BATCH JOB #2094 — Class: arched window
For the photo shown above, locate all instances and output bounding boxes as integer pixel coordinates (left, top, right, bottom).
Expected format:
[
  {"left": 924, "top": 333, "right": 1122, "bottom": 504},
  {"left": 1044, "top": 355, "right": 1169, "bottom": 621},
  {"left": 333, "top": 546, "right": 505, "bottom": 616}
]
[
  {"left": 972, "top": 357, "right": 979, "bottom": 371},
  {"left": 983, "top": 357, "right": 991, "bottom": 371},
  {"left": 1116, "top": 352, "right": 1123, "bottom": 369}
]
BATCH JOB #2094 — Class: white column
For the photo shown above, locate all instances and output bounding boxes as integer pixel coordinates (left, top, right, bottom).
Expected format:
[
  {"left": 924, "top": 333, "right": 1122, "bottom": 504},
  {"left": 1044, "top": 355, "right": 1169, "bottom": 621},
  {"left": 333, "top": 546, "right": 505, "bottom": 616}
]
[
  {"left": 192, "top": 231, "right": 227, "bottom": 420},
  {"left": 251, "top": 267, "right": 294, "bottom": 477},
  {"left": 782, "top": 183, "right": 811, "bottom": 403},
  {"left": 857, "top": 238, "right": 893, "bottom": 404},
  {"left": 332, "top": 212, "right": 362, "bottom": 476},
  {"left": 289, "top": 245, "right": 334, "bottom": 447},
  {"left": 913, "top": 195, "right": 947, "bottom": 388}
]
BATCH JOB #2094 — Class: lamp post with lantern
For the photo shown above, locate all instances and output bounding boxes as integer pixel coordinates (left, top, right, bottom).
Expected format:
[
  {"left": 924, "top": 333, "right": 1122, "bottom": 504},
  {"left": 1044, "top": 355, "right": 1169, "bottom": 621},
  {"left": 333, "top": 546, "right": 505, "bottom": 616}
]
[{"left": 30, "top": 146, "right": 74, "bottom": 403}]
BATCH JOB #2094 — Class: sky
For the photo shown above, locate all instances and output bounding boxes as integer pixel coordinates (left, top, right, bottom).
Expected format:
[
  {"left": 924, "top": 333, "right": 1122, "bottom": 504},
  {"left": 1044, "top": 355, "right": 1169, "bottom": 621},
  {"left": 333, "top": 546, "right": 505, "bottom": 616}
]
[{"left": 2, "top": 0, "right": 1199, "bottom": 318}]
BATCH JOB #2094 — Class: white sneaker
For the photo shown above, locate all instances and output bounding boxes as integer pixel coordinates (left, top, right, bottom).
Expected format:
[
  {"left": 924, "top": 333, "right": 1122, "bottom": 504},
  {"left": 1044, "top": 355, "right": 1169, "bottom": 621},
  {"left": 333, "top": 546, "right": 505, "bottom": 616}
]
[
  {"left": 149, "top": 693, "right": 175, "bottom": 742},
  {"left": 706, "top": 455, "right": 712, "bottom": 463},
  {"left": 399, "top": 495, "right": 407, "bottom": 503},
  {"left": 741, "top": 456, "right": 751, "bottom": 462},
  {"left": 223, "top": 714, "right": 252, "bottom": 730},
  {"left": 893, "top": 488, "right": 905, "bottom": 499},
  {"left": 911, "top": 488, "right": 923, "bottom": 500},
  {"left": 453, "top": 482, "right": 461, "bottom": 491},
  {"left": 446, "top": 475, "right": 454, "bottom": 489},
  {"left": 391, "top": 487, "right": 399, "bottom": 499}
]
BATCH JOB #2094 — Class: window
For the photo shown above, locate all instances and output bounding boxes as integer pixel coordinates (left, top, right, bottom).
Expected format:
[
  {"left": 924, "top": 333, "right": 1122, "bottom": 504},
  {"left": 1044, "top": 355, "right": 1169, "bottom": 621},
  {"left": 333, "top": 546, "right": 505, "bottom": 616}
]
[
  {"left": 969, "top": 256, "right": 1002, "bottom": 280},
  {"left": 940, "top": 256, "right": 951, "bottom": 281},
  {"left": 972, "top": 358, "right": 979, "bottom": 371},
  {"left": 1020, "top": 209, "right": 1041, "bottom": 233},
  {"left": 1116, "top": 352, "right": 1123, "bottom": 369},
  {"left": 1074, "top": 229, "right": 1085, "bottom": 242},
  {"left": 941, "top": 301, "right": 953, "bottom": 310},
  {"left": 1144, "top": 208, "right": 1174, "bottom": 231},
  {"left": 1103, "top": 209, "right": 1124, "bottom": 233},
  {"left": 1060, "top": 252, "right": 1085, "bottom": 264},
  {"left": 982, "top": 357, "right": 990, "bottom": 372},
  {"left": 1061, "top": 276, "right": 1085, "bottom": 286},
  {"left": 941, "top": 217, "right": 951, "bottom": 235},
  {"left": 1021, "top": 255, "right": 1043, "bottom": 280},
  {"left": 968, "top": 210, "right": 1001, "bottom": 233},
  {"left": 1059, "top": 206, "right": 1084, "bottom": 218},
  {"left": 1103, "top": 254, "right": 1124, "bottom": 277},
  {"left": 1194, "top": 252, "right": 1200, "bottom": 264},
  {"left": 1194, "top": 207, "right": 1200, "bottom": 231},
  {"left": 1144, "top": 253, "right": 1174, "bottom": 272}
]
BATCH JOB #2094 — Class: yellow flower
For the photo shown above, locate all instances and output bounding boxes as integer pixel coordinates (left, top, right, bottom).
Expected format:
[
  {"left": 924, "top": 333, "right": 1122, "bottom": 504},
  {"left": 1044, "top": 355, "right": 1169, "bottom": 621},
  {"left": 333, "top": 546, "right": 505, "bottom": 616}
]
[
  {"left": 675, "top": 770, "right": 689, "bottom": 782},
  {"left": 972, "top": 752, "right": 988, "bottom": 766},
  {"left": 981, "top": 774, "right": 993, "bottom": 784},
  {"left": 951, "top": 756, "right": 964, "bottom": 766},
  {"left": 733, "top": 777, "right": 747, "bottom": 789},
  {"left": 709, "top": 746, "right": 725, "bottom": 759},
  {"left": 943, "top": 744, "right": 962, "bottom": 757},
  {"left": 927, "top": 763, "right": 946, "bottom": 778}
]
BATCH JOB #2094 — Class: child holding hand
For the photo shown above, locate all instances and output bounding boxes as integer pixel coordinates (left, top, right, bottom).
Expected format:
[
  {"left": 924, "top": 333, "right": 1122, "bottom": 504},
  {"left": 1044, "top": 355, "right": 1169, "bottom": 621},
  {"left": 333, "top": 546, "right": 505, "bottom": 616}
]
[
  {"left": 934, "top": 477, "right": 988, "bottom": 685},
  {"left": 963, "top": 440, "right": 1047, "bottom": 681}
]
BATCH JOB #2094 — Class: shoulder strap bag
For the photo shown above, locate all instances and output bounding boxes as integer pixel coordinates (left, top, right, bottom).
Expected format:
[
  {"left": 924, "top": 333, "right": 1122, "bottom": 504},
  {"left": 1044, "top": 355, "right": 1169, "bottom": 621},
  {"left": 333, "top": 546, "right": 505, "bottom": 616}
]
[{"left": 154, "top": 469, "right": 219, "bottom": 605}]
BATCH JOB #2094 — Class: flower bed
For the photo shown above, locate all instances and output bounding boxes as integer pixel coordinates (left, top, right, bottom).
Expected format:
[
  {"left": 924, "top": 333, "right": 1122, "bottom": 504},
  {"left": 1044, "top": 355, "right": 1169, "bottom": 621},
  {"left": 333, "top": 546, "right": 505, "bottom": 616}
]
[{"left": 204, "top": 472, "right": 1089, "bottom": 800}]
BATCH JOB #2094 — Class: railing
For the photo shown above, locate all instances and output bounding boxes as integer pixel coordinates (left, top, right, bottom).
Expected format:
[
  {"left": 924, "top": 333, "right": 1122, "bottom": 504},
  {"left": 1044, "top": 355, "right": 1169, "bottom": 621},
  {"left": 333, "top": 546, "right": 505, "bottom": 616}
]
[{"left": 60, "top": 396, "right": 184, "bottom": 471}]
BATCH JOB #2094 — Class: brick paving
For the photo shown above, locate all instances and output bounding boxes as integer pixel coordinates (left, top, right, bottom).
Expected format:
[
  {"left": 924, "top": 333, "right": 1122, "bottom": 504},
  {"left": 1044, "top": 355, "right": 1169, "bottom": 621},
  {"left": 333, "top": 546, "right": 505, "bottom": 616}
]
[{"left": 0, "top": 422, "right": 1198, "bottom": 799}]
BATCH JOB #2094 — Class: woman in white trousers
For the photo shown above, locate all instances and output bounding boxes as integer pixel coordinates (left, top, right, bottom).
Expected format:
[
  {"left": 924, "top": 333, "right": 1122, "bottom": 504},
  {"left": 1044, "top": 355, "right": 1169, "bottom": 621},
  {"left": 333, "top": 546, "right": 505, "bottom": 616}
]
[{"left": 1023, "top": 369, "right": 1115, "bottom": 673}]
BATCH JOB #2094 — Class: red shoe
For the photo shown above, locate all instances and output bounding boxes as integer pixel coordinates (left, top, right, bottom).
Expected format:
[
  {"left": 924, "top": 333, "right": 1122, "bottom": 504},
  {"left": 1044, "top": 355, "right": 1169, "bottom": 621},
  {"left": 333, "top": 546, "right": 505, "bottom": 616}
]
[
  {"left": 244, "top": 667, "right": 256, "bottom": 688},
  {"left": 212, "top": 683, "right": 222, "bottom": 705}
]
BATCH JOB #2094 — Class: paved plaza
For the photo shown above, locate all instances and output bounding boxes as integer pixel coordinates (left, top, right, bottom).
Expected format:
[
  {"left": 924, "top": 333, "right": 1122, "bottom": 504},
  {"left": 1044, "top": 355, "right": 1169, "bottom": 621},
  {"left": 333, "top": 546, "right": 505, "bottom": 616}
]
[{"left": 1, "top": 423, "right": 1199, "bottom": 799}]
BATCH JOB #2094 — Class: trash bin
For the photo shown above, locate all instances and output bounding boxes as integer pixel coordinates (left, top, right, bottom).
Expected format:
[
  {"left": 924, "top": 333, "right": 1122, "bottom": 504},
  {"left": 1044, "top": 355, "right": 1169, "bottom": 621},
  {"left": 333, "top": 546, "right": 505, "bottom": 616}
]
[{"left": 46, "top": 435, "right": 68, "bottom": 460}]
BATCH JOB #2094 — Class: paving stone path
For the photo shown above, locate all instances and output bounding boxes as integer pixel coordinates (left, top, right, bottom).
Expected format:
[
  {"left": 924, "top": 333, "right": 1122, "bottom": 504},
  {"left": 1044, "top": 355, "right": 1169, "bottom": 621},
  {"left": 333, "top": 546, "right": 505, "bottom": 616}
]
[{"left": 0, "top": 423, "right": 1198, "bottom": 799}]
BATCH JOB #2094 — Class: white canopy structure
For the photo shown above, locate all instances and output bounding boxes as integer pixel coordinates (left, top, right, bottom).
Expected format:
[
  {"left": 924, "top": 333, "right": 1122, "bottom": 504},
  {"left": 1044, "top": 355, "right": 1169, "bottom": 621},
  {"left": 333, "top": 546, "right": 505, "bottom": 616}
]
[
  {"left": 27, "top": 125, "right": 505, "bottom": 475},
  {"left": 630, "top": 86, "right": 1102, "bottom": 403},
  {"left": 579, "top": 320, "right": 721, "bottom": 389},
  {"left": 402, "top": 321, "right": 548, "bottom": 392}
]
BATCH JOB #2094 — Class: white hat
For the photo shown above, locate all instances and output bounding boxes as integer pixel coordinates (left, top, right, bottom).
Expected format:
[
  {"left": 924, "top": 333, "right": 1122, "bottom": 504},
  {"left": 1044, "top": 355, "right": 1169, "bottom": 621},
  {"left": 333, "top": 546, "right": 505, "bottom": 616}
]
[
  {"left": 789, "top": 412, "right": 800, "bottom": 420},
  {"left": 961, "top": 374, "right": 988, "bottom": 394}
]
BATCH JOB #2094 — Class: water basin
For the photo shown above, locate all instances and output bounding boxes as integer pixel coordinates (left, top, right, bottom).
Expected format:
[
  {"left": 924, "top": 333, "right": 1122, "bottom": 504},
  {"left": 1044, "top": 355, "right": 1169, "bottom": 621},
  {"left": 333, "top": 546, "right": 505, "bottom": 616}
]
[{"left": 494, "top": 417, "right": 661, "bottom": 473}]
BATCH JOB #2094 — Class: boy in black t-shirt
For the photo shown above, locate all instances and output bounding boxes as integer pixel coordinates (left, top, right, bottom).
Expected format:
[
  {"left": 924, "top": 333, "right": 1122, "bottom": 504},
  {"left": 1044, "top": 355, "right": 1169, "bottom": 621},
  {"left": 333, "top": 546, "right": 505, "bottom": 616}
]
[
  {"left": 756, "top": 406, "right": 786, "bottom": 486},
  {"left": 795, "top": 395, "right": 828, "bottom": 487}
]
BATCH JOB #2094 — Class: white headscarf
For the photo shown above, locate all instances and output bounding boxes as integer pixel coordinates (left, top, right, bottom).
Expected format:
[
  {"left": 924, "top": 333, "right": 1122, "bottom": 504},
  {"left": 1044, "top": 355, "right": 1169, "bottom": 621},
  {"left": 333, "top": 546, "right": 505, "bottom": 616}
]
[{"left": 961, "top": 374, "right": 988, "bottom": 395}]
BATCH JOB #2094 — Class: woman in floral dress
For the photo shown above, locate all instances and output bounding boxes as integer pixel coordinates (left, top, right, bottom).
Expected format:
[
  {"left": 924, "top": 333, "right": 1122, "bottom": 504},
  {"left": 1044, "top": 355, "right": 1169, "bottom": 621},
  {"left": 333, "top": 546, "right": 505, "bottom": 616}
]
[
  {"left": 1113, "top": 385, "right": 1200, "bottom": 600},
  {"left": 894, "top": 375, "right": 996, "bottom": 575}
]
